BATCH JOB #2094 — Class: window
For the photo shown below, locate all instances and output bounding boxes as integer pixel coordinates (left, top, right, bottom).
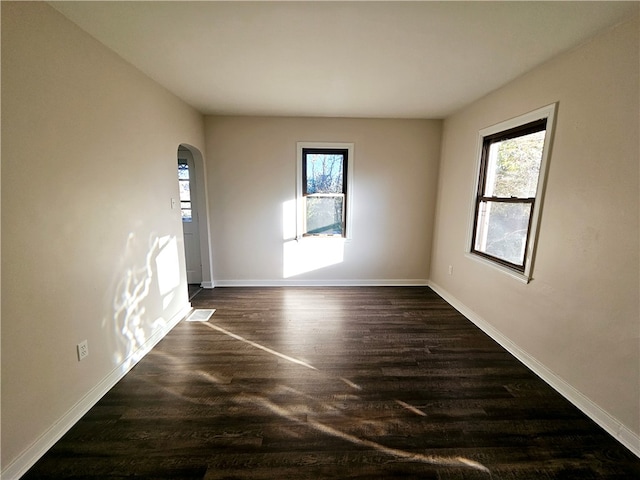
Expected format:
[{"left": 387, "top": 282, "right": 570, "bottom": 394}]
[
  {"left": 297, "top": 142, "right": 354, "bottom": 238},
  {"left": 470, "top": 104, "right": 556, "bottom": 280},
  {"left": 178, "top": 160, "right": 192, "bottom": 222}
]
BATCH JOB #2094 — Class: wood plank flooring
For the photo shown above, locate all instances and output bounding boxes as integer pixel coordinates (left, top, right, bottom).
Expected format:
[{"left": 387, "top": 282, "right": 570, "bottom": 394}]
[{"left": 23, "top": 287, "right": 640, "bottom": 479}]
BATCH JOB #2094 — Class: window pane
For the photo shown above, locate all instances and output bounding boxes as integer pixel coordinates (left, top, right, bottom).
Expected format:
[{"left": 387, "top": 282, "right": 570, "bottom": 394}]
[
  {"left": 179, "top": 180, "right": 190, "bottom": 201},
  {"left": 484, "top": 130, "right": 546, "bottom": 198},
  {"left": 181, "top": 209, "right": 192, "bottom": 222},
  {"left": 306, "top": 196, "right": 344, "bottom": 235},
  {"left": 178, "top": 163, "right": 189, "bottom": 180},
  {"left": 306, "top": 154, "right": 344, "bottom": 194},
  {"left": 474, "top": 201, "right": 533, "bottom": 266}
]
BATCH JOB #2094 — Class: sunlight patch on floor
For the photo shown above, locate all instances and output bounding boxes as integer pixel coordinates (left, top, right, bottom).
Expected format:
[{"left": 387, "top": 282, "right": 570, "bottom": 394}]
[
  {"left": 395, "top": 400, "right": 427, "bottom": 417},
  {"left": 202, "top": 322, "right": 318, "bottom": 371},
  {"left": 240, "top": 392, "right": 491, "bottom": 474},
  {"left": 143, "top": 324, "right": 491, "bottom": 476}
]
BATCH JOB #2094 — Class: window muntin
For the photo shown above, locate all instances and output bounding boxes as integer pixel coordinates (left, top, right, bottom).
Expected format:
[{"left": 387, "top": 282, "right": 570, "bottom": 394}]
[
  {"left": 302, "top": 148, "right": 348, "bottom": 236},
  {"left": 469, "top": 104, "right": 556, "bottom": 279}
]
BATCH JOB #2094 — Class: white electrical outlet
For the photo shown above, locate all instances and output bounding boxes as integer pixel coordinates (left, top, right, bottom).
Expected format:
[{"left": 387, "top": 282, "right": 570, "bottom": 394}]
[
  {"left": 77, "top": 340, "right": 89, "bottom": 361},
  {"left": 448, "top": 265, "right": 453, "bottom": 275}
]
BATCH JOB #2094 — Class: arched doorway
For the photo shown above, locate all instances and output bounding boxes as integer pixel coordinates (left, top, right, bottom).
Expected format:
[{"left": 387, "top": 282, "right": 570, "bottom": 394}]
[{"left": 177, "top": 144, "right": 213, "bottom": 289}]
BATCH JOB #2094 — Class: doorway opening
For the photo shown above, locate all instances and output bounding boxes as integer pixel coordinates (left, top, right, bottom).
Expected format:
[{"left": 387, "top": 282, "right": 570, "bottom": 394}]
[{"left": 177, "top": 145, "right": 213, "bottom": 292}]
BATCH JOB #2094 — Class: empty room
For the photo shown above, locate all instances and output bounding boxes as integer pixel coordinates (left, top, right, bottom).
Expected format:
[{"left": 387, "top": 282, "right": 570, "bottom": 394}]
[{"left": 1, "top": 1, "right": 639, "bottom": 479}]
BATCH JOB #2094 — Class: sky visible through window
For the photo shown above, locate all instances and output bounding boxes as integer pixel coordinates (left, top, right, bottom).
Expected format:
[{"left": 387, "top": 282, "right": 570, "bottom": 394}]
[{"left": 304, "top": 153, "right": 345, "bottom": 236}]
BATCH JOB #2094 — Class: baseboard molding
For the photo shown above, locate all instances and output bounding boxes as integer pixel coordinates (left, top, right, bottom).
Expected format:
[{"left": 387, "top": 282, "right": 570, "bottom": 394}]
[
  {"left": 200, "top": 281, "right": 215, "bottom": 289},
  {"left": 2, "top": 303, "right": 193, "bottom": 480},
  {"left": 214, "top": 279, "right": 430, "bottom": 287},
  {"left": 428, "top": 281, "right": 640, "bottom": 458}
]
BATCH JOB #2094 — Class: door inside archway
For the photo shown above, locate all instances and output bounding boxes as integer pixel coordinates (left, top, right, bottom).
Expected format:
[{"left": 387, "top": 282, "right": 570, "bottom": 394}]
[{"left": 178, "top": 147, "right": 202, "bottom": 284}]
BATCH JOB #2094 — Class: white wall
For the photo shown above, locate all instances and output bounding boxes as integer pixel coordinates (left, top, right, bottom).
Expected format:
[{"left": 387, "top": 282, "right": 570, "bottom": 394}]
[
  {"left": 430, "top": 13, "right": 639, "bottom": 450},
  {"left": 204, "top": 116, "right": 442, "bottom": 285},
  {"left": 1, "top": 2, "right": 206, "bottom": 475}
]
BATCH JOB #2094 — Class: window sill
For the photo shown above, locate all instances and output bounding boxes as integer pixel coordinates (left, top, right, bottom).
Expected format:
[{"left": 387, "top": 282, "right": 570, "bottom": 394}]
[{"left": 296, "top": 235, "right": 351, "bottom": 243}]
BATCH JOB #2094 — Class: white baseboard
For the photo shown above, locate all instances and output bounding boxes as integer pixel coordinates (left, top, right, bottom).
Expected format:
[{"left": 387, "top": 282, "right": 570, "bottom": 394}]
[
  {"left": 428, "top": 280, "right": 640, "bottom": 458},
  {"left": 2, "top": 303, "right": 192, "bottom": 480},
  {"left": 200, "top": 281, "right": 215, "bottom": 289},
  {"left": 213, "top": 279, "right": 429, "bottom": 287}
]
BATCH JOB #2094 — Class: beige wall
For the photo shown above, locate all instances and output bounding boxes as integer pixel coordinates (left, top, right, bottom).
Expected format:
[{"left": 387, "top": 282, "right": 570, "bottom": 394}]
[
  {"left": 1, "top": 2, "right": 206, "bottom": 473},
  {"left": 204, "top": 116, "right": 442, "bottom": 284},
  {"left": 430, "top": 14, "right": 639, "bottom": 441},
  {"left": 2, "top": 1, "right": 638, "bottom": 474}
]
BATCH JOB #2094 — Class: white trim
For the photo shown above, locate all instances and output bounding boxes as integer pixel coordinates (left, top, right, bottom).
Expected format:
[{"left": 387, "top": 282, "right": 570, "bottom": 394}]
[
  {"left": 200, "top": 280, "right": 215, "bottom": 289},
  {"left": 214, "top": 279, "right": 429, "bottom": 287},
  {"left": 467, "top": 103, "right": 558, "bottom": 282},
  {"left": 296, "top": 142, "right": 355, "bottom": 240},
  {"left": 428, "top": 280, "right": 640, "bottom": 458},
  {"left": 2, "top": 303, "right": 193, "bottom": 480}
]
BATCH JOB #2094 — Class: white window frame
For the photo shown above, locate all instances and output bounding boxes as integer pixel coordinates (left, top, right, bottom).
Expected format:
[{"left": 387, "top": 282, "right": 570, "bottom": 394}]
[
  {"left": 296, "top": 142, "right": 354, "bottom": 240},
  {"left": 466, "top": 103, "right": 557, "bottom": 283}
]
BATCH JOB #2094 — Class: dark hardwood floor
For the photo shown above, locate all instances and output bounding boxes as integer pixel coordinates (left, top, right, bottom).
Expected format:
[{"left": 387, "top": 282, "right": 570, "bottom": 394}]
[
  {"left": 23, "top": 287, "right": 640, "bottom": 479},
  {"left": 189, "top": 284, "right": 204, "bottom": 301}
]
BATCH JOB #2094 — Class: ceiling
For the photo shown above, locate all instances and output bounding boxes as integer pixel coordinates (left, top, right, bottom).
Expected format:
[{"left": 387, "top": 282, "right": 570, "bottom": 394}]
[{"left": 50, "top": 1, "right": 637, "bottom": 119}]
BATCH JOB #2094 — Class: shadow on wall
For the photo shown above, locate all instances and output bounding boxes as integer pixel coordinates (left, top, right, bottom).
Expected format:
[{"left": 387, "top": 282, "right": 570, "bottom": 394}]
[
  {"left": 103, "top": 232, "right": 183, "bottom": 372},
  {"left": 282, "top": 199, "right": 345, "bottom": 278}
]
